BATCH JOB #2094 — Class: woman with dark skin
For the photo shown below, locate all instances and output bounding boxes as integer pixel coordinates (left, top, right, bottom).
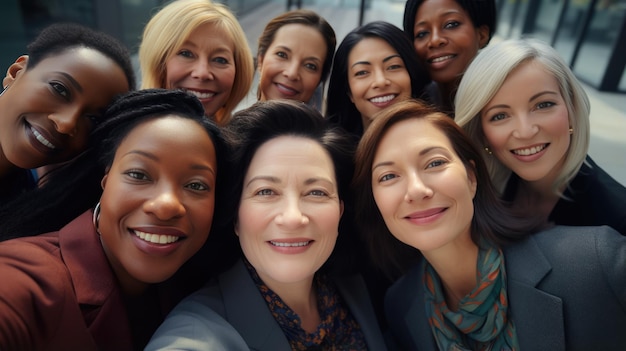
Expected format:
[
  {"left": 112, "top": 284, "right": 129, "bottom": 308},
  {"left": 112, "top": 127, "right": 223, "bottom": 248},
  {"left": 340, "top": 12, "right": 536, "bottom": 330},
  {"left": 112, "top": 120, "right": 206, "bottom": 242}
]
[
  {"left": 403, "top": 0, "right": 495, "bottom": 116},
  {"left": 0, "top": 23, "right": 134, "bottom": 200},
  {"left": 0, "top": 89, "right": 236, "bottom": 350}
]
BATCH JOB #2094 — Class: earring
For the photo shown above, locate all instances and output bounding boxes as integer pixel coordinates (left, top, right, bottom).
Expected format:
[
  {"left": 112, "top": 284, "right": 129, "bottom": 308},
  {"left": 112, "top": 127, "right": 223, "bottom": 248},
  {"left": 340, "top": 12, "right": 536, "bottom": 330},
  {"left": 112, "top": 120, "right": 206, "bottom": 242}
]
[
  {"left": 569, "top": 127, "right": 574, "bottom": 134},
  {"left": 92, "top": 202, "right": 101, "bottom": 234},
  {"left": 484, "top": 146, "right": 492, "bottom": 155},
  {"left": 0, "top": 85, "right": 8, "bottom": 97}
]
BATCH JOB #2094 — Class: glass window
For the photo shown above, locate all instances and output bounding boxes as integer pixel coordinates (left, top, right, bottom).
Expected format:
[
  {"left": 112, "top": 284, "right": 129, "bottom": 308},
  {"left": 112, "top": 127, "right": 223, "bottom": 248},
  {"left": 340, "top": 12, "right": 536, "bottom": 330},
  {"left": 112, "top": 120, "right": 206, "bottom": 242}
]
[
  {"left": 553, "top": 0, "right": 593, "bottom": 64},
  {"left": 532, "top": 0, "right": 566, "bottom": 44}
]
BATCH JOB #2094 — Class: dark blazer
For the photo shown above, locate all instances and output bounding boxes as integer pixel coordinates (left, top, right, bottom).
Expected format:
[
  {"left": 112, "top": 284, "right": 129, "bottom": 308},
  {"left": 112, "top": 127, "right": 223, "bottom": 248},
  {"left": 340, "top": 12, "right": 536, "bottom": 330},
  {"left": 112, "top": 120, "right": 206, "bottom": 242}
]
[
  {"left": 148, "top": 259, "right": 388, "bottom": 351},
  {"left": 504, "top": 156, "right": 626, "bottom": 235},
  {"left": 385, "top": 225, "right": 626, "bottom": 351}
]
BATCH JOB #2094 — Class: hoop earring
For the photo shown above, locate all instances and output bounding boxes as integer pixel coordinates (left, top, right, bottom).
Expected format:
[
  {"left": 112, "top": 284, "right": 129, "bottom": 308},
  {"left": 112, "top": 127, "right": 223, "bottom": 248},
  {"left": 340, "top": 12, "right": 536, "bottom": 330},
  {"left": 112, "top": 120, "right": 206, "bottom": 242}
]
[
  {"left": 484, "top": 146, "right": 492, "bottom": 155},
  {"left": 92, "top": 202, "right": 101, "bottom": 234}
]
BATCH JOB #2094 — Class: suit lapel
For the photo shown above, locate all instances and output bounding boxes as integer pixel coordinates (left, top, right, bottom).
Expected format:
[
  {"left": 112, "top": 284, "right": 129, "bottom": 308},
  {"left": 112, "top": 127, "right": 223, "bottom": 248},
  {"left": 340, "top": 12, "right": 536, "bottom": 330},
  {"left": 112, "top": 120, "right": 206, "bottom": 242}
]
[
  {"left": 220, "top": 261, "right": 290, "bottom": 350},
  {"left": 504, "top": 236, "right": 565, "bottom": 351}
]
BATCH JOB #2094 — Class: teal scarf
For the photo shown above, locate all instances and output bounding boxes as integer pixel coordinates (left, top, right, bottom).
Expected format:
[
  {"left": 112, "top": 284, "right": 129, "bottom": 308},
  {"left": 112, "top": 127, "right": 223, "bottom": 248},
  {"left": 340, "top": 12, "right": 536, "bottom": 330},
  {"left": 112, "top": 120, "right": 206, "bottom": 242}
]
[{"left": 424, "top": 243, "right": 519, "bottom": 350}]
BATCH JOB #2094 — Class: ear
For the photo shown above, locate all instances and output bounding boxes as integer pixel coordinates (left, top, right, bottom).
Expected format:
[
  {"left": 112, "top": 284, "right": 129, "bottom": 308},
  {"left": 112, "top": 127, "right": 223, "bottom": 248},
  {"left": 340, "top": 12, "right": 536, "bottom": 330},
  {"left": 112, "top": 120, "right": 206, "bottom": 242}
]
[
  {"left": 468, "top": 160, "right": 478, "bottom": 199},
  {"left": 3, "top": 55, "right": 28, "bottom": 88},
  {"left": 256, "top": 54, "right": 264, "bottom": 73},
  {"left": 100, "top": 174, "right": 109, "bottom": 190},
  {"left": 476, "top": 25, "right": 490, "bottom": 49},
  {"left": 233, "top": 220, "right": 240, "bottom": 237},
  {"left": 339, "top": 200, "right": 344, "bottom": 218}
]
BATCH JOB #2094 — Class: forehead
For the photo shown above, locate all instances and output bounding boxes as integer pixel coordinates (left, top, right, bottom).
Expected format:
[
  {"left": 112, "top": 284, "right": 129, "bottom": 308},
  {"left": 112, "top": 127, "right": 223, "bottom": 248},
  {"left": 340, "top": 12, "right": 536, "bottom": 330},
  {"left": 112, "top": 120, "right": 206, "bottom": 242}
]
[
  {"left": 416, "top": 0, "right": 469, "bottom": 19},
  {"left": 31, "top": 46, "right": 117, "bottom": 71},
  {"left": 375, "top": 118, "right": 452, "bottom": 157},
  {"left": 186, "top": 22, "right": 234, "bottom": 46},
  {"left": 247, "top": 136, "right": 335, "bottom": 176},
  {"left": 271, "top": 23, "right": 325, "bottom": 49},
  {"left": 348, "top": 37, "right": 399, "bottom": 63}
]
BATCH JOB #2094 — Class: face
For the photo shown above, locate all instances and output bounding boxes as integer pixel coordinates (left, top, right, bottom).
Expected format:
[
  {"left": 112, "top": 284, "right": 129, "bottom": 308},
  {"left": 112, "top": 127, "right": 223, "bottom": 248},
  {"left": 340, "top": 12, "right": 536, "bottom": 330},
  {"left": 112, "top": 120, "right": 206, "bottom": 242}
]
[
  {"left": 0, "top": 48, "right": 129, "bottom": 171},
  {"left": 348, "top": 37, "right": 412, "bottom": 129},
  {"left": 371, "top": 118, "right": 476, "bottom": 254},
  {"left": 98, "top": 116, "right": 217, "bottom": 292},
  {"left": 257, "top": 24, "right": 327, "bottom": 103},
  {"left": 412, "top": 0, "right": 488, "bottom": 86},
  {"left": 480, "top": 61, "right": 571, "bottom": 185},
  {"left": 237, "top": 136, "right": 342, "bottom": 289},
  {"left": 165, "top": 22, "right": 236, "bottom": 120}
]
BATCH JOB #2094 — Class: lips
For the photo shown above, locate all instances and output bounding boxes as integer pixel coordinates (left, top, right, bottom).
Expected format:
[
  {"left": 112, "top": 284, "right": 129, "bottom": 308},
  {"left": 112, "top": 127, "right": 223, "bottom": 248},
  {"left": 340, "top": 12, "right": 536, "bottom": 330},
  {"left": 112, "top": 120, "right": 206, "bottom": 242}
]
[
  {"left": 405, "top": 207, "right": 446, "bottom": 219},
  {"left": 429, "top": 54, "right": 455, "bottom": 64},
  {"left": 134, "top": 230, "right": 181, "bottom": 244},
  {"left": 369, "top": 94, "right": 397, "bottom": 107},
  {"left": 182, "top": 88, "right": 216, "bottom": 100},
  {"left": 269, "top": 240, "right": 312, "bottom": 247},
  {"left": 511, "top": 143, "right": 548, "bottom": 156},
  {"left": 274, "top": 82, "right": 299, "bottom": 97},
  {"left": 25, "top": 121, "right": 61, "bottom": 156}
]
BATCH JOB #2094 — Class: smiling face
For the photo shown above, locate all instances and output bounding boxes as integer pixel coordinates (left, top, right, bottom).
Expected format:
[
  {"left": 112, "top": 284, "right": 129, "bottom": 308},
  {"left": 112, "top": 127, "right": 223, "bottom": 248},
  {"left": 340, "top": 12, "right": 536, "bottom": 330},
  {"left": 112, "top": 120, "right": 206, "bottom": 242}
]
[
  {"left": 348, "top": 37, "right": 412, "bottom": 129},
  {"left": 257, "top": 24, "right": 326, "bottom": 103},
  {"left": 165, "top": 22, "right": 236, "bottom": 119},
  {"left": 480, "top": 60, "right": 571, "bottom": 185},
  {"left": 0, "top": 48, "right": 129, "bottom": 172},
  {"left": 236, "top": 136, "right": 342, "bottom": 289},
  {"left": 411, "top": 0, "right": 488, "bottom": 87},
  {"left": 97, "top": 116, "right": 217, "bottom": 293},
  {"left": 371, "top": 118, "right": 476, "bottom": 254}
]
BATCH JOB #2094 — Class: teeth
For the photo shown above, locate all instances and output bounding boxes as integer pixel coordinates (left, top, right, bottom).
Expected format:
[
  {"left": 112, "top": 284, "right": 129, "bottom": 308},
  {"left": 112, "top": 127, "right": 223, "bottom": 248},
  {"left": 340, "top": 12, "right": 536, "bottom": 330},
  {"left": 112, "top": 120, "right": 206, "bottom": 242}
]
[
  {"left": 31, "top": 128, "right": 55, "bottom": 149},
  {"left": 270, "top": 241, "right": 310, "bottom": 247},
  {"left": 134, "top": 230, "right": 180, "bottom": 244},
  {"left": 184, "top": 89, "right": 215, "bottom": 99},
  {"left": 513, "top": 144, "right": 547, "bottom": 156},
  {"left": 370, "top": 95, "right": 395, "bottom": 104},
  {"left": 431, "top": 55, "right": 454, "bottom": 63}
]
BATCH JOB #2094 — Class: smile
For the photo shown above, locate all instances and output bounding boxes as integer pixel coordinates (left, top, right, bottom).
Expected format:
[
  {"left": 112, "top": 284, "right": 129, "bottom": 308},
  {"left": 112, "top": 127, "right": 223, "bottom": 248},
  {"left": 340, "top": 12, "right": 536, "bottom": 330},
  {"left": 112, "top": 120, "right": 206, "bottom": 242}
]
[
  {"left": 31, "top": 126, "right": 56, "bottom": 149},
  {"left": 369, "top": 95, "right": 396, "bottom": 104},
  {"left": 134, "top": 230, "right": 180, "bottom": 244},
  {"left": 269, "top": 240, "right": 311, "bottom": 247},
  {"left": 183, "top": 88, "right": 215, "bottom": 99},
  {"left": 429, "top": 54, "right": 454, "bottom": 63},
  {"left": 512, "top": 144, "right": 548, "bottom": 156}
]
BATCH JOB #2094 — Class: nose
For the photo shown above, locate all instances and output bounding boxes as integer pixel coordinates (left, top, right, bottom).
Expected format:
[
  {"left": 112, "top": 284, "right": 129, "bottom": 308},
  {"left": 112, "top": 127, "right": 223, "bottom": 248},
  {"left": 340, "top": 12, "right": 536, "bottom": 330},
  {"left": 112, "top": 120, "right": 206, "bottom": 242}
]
[
  {"left": 275, "top": 196, "right": 309, "bottom": 228},
  {"left": 404, "top": 172, "right": 433, "bottom": 202},
  {"left": 372, "top": 68, "right": 390, "bottom": 89},
  {"left": 512, "top": 115, "right": 539, "bottom": 139},
  {"left": 143, "top": 186, "right": 186, "bottom": 221},
  {"left": 191, "top": 60, "right": 214, "bottom": 80},
  {"left": 48, "top": 108, "right": 80, "bottom": 136},
  {"left": 428, "top": 28, "right": 447, "bottom": 48},
  {"left": 282, "top": 61, "right": 300, "bottom": 81}
]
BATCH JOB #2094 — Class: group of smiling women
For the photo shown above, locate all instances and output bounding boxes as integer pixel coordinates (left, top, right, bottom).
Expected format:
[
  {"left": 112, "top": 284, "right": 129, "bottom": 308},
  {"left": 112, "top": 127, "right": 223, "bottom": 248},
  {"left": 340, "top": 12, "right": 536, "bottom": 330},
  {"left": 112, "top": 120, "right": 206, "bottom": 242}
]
[{"left": 0, "top": 0, "right": 625, "bottom": 350}]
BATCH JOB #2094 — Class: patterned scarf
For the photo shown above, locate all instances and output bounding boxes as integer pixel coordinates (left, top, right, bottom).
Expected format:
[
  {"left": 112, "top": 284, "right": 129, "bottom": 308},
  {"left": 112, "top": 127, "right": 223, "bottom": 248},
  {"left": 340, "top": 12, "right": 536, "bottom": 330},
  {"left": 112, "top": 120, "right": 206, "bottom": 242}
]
[
  {"left": 245, "top": 261, "right": 367, "bottom": 350},
  {"left": 423, "top": 243, "right": 519, "bottom": 351}
]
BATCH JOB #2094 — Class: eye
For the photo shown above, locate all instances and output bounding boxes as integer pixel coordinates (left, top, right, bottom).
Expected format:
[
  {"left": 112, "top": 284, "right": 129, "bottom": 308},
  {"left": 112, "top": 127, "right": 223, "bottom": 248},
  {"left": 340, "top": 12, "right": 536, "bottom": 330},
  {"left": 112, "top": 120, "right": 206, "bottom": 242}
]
[
  {"left": 388, "top": 63, "right": 404, "bottom": 70},
  {"left": 255, "top": 188, "right": 275, "bottom": 196},
  {"left": 125, "top": 170, "right": 149, "bottom": 181},
  {"left": 213, "top": 56, "right": 230, "bottom": 65},
  {"left": 276, "top": 51, "right": 288, "bottom": 59},
  {"left": 489, "top": 113, "right": 507, "bottom": 122},
  {"left": 426, "top": 159, "right": 447, "bottom": 169},
  {"left": 177, "top": 49, "right": 194, "bottom": 58},
  {"left": 415, "top": 30, "right": 428, "bottom": 39},
  {"left": 354, "top": 70, "right": 368, "bottom": 77},
  {"left": 307, "top": 189, "right": 328, "bottom": 197},
  {"left": 536, "top": 101, "right": 555, "bottom": 109},
  {"left": 444, "top": 21, "right": 460, "bottom": 29},
  {"left": 186, "top": 181, "right": 210, "bottom": 192},
  {"left": 50, "top": 81, "right": 70, "bottom": 99},
  {"left": 379, "top": 173, "right": 397, "bottom": 182},
  {"left": 304, "top": 62, "right": 318, "bottom": 71}
]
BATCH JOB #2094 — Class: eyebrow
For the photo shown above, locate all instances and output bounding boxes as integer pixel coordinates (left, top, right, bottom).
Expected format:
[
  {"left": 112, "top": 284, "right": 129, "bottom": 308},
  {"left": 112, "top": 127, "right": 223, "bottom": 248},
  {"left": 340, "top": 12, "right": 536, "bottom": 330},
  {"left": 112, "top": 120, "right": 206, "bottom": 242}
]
[
  {"left": 372, "top": 146, "right": 447, "bottom": 170},
  {"left": 416, "top": 10, "right": 462, "bottom": 26},
  {"left": 57, "top": 72, "right": 82, "bottom": 93},
  {"left": 351, "top": 54, "right": 401, "bottom": 69},
  {"left": 125, "top": 150, "right": 215, "bottom": 174},
  {"left": 483, "top": 90, "right": 559, "bottom": 114},
  {"left": 245, "top": 175, "right": 334, "bottom": 187}
]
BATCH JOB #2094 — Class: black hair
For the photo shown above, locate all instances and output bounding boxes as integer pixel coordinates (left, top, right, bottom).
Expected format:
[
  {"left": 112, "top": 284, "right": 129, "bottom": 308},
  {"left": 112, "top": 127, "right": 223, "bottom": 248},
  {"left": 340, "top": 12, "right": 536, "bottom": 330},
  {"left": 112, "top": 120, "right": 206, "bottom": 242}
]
[
  {"left": 0, "top": 89, "right": 229, "bottom": 241},
  {"left": 402, "top": 0, "right": 497, "bottom": 44},
  {"left": 27, "top": 22, "right": 136, "bottom": 90},
  {"left": 224, "top": 100, "right": 357, "bottom": 275},
  {"left": 326, "top": 21, "right": 430, "bottom": 138}
]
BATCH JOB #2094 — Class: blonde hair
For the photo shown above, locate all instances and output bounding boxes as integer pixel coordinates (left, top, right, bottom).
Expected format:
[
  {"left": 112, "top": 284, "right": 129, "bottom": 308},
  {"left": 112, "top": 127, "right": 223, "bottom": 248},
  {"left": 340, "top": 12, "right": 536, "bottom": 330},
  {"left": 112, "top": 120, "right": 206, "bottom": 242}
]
[
  {"left": 455, "top": 38, "right": 590, "bottom": 196},
  {"left": 139, "top": 0, "right": 254, "bottom": 124}
]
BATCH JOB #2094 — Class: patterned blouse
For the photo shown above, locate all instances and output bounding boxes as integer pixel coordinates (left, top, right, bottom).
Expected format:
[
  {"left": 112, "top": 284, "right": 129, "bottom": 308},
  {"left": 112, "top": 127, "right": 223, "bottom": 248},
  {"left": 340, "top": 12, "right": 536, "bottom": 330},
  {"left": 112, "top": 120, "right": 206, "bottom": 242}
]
[{"left": 245, "top": 261, "right": 368, "bottom": 350}]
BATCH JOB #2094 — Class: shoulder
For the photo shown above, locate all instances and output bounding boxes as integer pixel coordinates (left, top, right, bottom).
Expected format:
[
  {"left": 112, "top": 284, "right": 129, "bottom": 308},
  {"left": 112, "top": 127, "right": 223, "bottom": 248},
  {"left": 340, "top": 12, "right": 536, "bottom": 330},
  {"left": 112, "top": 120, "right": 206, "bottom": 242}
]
[{"left": 0, "top": 235, "right": 76, "bottom": 349}]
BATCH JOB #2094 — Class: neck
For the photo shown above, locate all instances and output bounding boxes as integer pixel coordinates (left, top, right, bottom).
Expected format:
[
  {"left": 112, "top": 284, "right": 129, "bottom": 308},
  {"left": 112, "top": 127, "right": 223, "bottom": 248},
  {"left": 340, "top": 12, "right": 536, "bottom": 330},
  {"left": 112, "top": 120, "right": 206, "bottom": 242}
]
[
  {"left": 264, "top": 275, "right": 320, "bottom": 333},
  {"left": 436, "top": 79, "right": 460, "bottom": 114},
  {"left": 423, "top": 237, "right": 479, "bottom": 311}
]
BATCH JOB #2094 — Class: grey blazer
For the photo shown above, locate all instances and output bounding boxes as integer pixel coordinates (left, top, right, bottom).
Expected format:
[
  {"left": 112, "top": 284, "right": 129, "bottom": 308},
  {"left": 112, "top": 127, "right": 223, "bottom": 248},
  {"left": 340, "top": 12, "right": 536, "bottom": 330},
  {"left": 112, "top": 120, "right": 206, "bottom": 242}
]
[
  {"left": 147, "top": 259, "right": 387, "bottom": 350},
  {"left": 385, "top": 225, "right": 626, "bottom": 351}
]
